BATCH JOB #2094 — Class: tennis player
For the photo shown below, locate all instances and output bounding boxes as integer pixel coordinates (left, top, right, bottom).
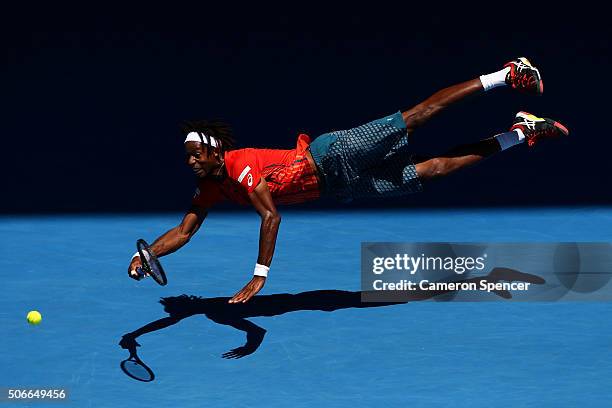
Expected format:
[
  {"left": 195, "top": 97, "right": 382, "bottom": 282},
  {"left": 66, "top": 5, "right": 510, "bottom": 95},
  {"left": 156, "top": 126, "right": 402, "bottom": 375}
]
[{"left": 128, "top": 57, "right": 569, "bottom": 303}]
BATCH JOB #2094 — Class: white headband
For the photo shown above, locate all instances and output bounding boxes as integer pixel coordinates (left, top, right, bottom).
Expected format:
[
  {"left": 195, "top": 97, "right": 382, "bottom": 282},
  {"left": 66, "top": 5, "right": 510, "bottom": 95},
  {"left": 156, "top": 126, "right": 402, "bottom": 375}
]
[{"left": 184, "top": 132, "right": 218, "bottom": 147}]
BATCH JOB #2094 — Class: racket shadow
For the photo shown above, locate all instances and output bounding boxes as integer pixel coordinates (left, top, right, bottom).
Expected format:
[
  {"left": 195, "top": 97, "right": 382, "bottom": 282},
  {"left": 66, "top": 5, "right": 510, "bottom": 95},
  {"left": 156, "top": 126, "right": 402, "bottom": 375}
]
[
  {"left": 119, "top": 337, "right": 156, "bottom": 382},
  {"left": 119, "top": 267, "right": 544, "bottom": 368}
]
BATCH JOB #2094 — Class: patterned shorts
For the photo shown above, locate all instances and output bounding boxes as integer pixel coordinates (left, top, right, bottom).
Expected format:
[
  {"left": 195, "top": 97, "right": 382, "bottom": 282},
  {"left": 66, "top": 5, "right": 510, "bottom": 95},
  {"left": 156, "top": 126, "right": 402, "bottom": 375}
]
[{"left": 309, "top": 111, "right": 423, "bottom": 203}]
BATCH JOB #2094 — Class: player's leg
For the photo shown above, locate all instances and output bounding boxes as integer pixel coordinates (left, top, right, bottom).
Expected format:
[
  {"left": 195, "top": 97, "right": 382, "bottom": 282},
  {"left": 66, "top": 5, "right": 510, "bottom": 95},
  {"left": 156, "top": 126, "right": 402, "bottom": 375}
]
[
  {"left": 315, "top": 111, "right": 567, "bottom": 202},
  {"left": 402, "top": 57, "right": 543, "bottom": 133},
  {"left": 415, "top": 112, "right": 569, "bottom": 181},
  {"left": 414, "top": 138, "right": 500, "bottom": 180},
  {"left": 402, "top": 79, "right": 482, "bottom": 133}
]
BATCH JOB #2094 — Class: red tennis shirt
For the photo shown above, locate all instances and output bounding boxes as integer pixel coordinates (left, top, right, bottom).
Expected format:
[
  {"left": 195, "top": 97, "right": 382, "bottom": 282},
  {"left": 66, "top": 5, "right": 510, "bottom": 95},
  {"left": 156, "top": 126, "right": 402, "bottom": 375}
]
[{"left": 192, "top": 134, "right": 321, "bottom": 208}]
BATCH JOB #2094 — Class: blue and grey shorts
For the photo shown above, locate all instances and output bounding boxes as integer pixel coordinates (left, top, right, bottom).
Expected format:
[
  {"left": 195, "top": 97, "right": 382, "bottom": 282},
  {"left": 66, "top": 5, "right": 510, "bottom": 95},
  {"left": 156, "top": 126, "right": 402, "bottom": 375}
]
[{"left": 309, "top": 111, "right": 423, "bottom": 203}]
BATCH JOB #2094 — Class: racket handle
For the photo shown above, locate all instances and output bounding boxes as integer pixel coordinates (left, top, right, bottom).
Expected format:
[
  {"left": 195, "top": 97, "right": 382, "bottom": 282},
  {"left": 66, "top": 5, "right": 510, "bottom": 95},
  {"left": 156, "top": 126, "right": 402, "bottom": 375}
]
[{"left": 136, "top": 267, "right": 147, "bottom": 279}]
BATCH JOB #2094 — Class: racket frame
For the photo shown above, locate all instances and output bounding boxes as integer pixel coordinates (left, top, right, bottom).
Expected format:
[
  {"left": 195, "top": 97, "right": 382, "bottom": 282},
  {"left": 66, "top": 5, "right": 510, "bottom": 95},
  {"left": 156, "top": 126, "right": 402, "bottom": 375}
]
[{"left": 136, "top": 239, "right": 168, "bottom": 286}]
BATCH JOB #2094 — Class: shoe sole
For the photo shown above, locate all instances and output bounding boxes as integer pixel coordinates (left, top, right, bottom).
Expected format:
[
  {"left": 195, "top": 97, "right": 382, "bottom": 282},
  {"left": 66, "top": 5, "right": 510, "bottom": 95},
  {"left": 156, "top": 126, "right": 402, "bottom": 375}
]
[
  {"left": 546, "top": 119, "right": 570, "bottom": 136},
  {"left": 537, "top": 79, "right": 544, "bottom": 95},
  {"left": 516, "top": 111, "right": 545, "bottom": 122}
]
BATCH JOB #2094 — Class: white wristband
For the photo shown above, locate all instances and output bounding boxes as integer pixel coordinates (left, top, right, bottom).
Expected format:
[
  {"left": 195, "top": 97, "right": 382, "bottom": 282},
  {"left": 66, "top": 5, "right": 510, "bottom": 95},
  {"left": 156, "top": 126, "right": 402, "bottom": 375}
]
[
  {"left": 131, "top": 251, "right": 140, "bottom": 261},
  {"left": 254, "top": 263, "right": 269, "bottom": 278}
]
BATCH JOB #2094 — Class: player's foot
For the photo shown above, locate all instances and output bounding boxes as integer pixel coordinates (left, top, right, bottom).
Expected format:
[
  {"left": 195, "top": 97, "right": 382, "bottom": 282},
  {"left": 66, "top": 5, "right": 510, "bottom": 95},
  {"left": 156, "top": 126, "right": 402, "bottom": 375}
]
[
  {"left": 511, "top": 111, "right": 569, "bottom": 147},
  {"left": 504, "top": 57, "right": 544, "bottom": 95}
]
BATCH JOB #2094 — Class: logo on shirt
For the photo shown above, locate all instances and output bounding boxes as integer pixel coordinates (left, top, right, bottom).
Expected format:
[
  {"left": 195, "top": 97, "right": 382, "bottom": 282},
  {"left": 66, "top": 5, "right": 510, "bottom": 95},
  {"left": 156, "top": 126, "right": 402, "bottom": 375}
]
[
  {"left": 238, "top": 165, "right": 253, "bottom": 188},
  {"left": 193, "top": 188, "right": 200, "bottom": 198}
]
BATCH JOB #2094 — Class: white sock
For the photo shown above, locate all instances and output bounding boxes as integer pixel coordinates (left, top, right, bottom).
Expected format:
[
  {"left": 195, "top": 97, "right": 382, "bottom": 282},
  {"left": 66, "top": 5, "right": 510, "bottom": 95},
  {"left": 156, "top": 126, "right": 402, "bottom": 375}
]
[
  {"left": 479, "top": 67, "right": 511, "bottom": 92},
  {"left": 494, "top": 129, "right": 525, "bottom": 151}
]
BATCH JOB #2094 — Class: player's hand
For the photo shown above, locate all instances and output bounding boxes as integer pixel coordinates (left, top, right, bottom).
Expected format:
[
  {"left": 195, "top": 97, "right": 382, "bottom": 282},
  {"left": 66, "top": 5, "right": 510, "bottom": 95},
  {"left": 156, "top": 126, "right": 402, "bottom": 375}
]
[
  {"left": 222, "top": 345, "right": 256, "bottom": 359},
  {"left": 119, "top": 334, "right": 141, "bottom": 349},
  {"left": 127, "top": 256, "right": 146, "bottom": 281},
  {"left": 229, "top": 276, "right": 266, "bottom": 303},
  {"left": 222, "top": 327, "right": 265, "bottom": 358}
]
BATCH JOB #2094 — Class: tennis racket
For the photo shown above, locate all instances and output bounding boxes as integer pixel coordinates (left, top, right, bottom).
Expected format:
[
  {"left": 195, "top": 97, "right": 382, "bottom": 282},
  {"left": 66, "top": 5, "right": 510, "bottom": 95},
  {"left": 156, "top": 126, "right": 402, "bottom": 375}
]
[{"left": 136, "top": 239, "right": 168, "bottom": 286}]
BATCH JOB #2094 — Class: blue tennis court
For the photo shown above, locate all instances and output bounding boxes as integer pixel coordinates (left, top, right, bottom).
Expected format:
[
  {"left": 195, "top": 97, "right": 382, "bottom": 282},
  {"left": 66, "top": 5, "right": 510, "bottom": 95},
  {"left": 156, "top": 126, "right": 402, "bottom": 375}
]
[{"left": 1, "top": 207, "right": 611, "bottom": 407}]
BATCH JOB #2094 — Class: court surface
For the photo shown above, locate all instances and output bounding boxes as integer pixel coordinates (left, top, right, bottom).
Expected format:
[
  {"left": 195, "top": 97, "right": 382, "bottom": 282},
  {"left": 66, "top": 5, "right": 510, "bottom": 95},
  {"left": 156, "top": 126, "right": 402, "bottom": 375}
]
[{"left": 1, "top": 208, "right": 611, "bottom": 407}]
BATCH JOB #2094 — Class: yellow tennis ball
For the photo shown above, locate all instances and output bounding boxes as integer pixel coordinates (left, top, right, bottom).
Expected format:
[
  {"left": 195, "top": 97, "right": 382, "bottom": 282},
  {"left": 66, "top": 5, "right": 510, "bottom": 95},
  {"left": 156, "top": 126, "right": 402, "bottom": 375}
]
[{"left": 26, "top": 310, "right": 42, "bottom": 325}]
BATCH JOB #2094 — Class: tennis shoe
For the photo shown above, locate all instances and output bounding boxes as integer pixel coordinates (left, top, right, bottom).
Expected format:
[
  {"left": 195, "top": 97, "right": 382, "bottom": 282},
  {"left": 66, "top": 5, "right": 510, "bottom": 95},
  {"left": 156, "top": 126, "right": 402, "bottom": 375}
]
[
  {"left": 504, "top": 57, "right": 544, "bottom": 95},
  {"left": 510, "top": 111, "right": 569, "bottom": 147}
]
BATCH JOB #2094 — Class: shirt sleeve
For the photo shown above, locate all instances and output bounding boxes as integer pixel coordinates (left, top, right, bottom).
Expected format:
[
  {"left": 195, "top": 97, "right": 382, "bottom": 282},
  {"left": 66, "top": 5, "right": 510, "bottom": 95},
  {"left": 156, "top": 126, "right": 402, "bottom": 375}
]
[
  {"left": 191, "top": 179, "right": 222, "bottom": 209},
  {"left": 225, "top": 149, "right": 262, "bottom": 194}
]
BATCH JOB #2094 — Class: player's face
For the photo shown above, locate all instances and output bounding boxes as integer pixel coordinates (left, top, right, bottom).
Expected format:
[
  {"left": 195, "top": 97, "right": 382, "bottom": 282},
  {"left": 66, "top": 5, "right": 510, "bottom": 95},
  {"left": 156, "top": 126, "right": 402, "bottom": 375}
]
[{"left": 185, "top": 142, "right": 223, "bottom": 178}]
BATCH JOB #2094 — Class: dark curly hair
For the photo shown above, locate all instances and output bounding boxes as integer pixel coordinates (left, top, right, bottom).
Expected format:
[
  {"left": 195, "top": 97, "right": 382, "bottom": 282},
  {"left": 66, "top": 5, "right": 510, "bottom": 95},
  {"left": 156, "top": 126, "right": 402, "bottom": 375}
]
[{"left": 179, "top": 120, "right": 236, "bottom": 157}]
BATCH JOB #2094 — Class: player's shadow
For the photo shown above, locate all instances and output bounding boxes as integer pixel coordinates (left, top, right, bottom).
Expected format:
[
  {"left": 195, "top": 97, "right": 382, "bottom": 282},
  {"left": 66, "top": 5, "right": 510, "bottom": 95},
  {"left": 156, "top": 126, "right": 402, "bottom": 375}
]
[{"left": 119, "top": 267, "right": 544, "bottom": 361}]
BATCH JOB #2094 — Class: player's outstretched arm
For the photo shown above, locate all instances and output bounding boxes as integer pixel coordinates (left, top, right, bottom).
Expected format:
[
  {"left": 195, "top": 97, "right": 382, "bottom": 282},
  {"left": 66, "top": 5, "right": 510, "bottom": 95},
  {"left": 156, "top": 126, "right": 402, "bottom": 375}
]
[
  {"left": 127, "top": 206, "right": 207, "bottom": 280},
  {"left": 229, "top": 179, "right": 281, "bottom": 303}
]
